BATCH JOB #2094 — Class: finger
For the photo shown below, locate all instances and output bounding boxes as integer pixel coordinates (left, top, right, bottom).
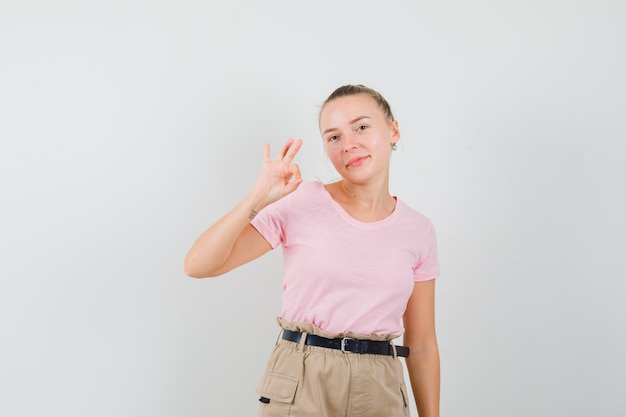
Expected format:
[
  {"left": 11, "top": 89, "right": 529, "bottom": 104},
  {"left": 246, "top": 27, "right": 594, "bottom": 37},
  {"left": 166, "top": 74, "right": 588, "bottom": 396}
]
[
  {"left": 275, "top": 138, "right": 295, "bottom": 161},
  {"left": 284, "top": 165, "right": 303, "bottom": 194},
  {"left": 263, "top": 143, "right": 271, "bottom": 162},
  {"left": 289, "top": 163, "right": 302, "bottom": 181},
  {"left": 282, "top": 138, "right": 303, "bottom": 165},
  {"left": 284, "top": 177, "right": 303, "bottom": 195}
]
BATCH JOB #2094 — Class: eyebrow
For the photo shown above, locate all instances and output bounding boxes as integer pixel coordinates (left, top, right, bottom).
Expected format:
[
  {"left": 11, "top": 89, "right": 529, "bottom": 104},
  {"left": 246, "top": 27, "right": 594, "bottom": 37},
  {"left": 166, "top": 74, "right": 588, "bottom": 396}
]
[{"left": 322, "top": 116, "right": 371, "bottom": 136}]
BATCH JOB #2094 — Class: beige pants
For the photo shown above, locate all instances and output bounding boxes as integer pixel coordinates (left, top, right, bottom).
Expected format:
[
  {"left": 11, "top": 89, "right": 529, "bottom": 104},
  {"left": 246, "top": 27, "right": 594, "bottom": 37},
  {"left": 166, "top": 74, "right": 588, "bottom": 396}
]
[{"left": 257, "top": 320, "right": 410, "bottom": 417}]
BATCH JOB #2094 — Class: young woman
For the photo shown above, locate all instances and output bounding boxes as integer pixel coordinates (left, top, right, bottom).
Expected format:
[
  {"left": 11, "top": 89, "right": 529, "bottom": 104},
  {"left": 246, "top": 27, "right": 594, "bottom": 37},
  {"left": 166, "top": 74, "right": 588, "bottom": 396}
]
[{"left": 185, "top": 85, "right": 440, "bottom": 417}]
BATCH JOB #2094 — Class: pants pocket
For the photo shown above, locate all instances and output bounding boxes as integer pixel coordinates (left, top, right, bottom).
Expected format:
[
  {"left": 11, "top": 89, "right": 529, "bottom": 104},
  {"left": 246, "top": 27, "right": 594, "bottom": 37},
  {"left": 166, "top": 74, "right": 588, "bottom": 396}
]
[
  {"left": 257, "top": 371, "right": 299, "bottom": 417},
  {"left": 399, "top": 382, "right": 411, "bottom": 417}
]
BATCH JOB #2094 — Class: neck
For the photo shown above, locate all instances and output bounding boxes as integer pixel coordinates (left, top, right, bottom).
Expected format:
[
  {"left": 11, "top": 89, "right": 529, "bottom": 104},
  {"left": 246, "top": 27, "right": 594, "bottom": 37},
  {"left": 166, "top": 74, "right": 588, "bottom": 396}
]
[{"left": 337, "top": 178, "right": 393, "bottom": 210}]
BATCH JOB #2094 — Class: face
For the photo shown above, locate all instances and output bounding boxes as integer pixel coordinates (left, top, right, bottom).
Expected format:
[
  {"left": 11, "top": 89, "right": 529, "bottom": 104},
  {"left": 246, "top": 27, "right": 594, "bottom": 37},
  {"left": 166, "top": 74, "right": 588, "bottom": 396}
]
[{"left": 319, "top": 94, "right": 400, "bottom": 184}]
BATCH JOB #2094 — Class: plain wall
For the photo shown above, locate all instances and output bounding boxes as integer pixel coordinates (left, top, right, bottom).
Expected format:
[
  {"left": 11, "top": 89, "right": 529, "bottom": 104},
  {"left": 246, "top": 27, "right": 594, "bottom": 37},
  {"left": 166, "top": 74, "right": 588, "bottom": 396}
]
[{"left": 1, "top": 1, "right": 625, "bottom": 416}]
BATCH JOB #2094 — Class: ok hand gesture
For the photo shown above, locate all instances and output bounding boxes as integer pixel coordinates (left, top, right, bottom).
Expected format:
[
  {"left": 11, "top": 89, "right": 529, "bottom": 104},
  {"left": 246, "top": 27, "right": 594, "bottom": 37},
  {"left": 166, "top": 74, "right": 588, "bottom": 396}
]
[{"left": 252, "top": 138, "right": 303, "bottom": 207}]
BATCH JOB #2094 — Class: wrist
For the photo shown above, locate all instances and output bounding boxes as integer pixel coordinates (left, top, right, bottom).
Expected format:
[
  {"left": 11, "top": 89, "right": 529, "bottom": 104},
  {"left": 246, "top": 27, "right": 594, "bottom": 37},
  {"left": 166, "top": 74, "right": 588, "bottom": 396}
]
[{"left": 242, "top": 191, "right": 268, "bottom": 220}]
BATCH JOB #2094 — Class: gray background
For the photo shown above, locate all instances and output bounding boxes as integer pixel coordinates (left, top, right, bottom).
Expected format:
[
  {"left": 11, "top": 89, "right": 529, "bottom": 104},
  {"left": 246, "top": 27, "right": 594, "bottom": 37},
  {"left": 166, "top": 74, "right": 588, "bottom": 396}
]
[{"left": 1, "top": 1, "right": 625, "bottom": 416}]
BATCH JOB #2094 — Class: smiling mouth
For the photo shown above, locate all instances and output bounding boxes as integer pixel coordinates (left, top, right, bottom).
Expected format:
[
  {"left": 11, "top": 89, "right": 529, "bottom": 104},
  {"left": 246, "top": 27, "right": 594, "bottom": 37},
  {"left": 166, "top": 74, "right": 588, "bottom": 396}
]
[{"left": 346, "top": 156, "right": 369, "bottom": 168}]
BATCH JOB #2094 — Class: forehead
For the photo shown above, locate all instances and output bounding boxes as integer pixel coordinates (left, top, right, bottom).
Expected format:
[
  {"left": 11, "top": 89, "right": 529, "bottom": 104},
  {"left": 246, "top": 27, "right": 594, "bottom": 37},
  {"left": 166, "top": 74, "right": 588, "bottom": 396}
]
[{"left": 319, "top": 94, "right": 383, "bottom": 129}]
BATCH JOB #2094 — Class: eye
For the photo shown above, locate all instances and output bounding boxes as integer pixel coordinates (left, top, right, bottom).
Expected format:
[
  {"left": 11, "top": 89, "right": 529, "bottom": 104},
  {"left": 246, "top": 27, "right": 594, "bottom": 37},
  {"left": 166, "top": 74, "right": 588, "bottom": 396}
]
[
  {"left": 327, "top": 134, "right": 339, "bottom": 142},
  {"left": 356, "top": 125, "right": 368, "bottom": 131}
]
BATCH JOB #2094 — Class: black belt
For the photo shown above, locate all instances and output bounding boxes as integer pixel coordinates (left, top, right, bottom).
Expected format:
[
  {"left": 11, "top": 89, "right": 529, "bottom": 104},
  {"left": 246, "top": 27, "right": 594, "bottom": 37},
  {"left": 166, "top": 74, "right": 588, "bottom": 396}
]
[{"left": 281, "top": 329, "right": 409, "bottom": 358}]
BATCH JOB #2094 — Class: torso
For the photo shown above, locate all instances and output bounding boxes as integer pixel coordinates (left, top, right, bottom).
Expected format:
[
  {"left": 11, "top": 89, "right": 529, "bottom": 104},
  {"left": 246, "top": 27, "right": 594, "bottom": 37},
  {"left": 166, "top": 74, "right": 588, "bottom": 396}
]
[{"left": 249, "top": 181, "right": 439, "bottom": 336}]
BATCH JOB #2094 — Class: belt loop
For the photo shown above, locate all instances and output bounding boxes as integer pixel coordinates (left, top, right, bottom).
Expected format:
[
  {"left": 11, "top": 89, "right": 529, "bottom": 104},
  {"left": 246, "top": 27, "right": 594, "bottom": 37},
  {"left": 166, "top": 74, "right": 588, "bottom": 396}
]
[
  {"left": 390, "top": 341, "right": 398, "bottom": 358},
  {"left": 297, "top": 331, "right": 308, "bottom": 352},
  {"left": 275, "top": 329, "right": 283, "bottom": 345}
]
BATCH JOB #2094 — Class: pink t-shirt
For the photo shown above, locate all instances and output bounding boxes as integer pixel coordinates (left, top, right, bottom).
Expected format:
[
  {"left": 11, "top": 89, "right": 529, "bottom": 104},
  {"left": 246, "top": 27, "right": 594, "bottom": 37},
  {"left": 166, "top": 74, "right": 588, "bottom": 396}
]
[{"left": 251, "top": 181, "right": 439, "bottom": 337}]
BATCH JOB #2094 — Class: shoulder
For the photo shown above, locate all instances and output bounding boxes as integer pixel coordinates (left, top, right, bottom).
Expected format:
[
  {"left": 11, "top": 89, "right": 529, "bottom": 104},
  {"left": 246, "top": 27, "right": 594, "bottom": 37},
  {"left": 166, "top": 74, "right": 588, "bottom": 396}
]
[
  {"left": 261, "top": 180, "right": 325, "bottom": 214},
  {"left": 288, "top": 180, "right": 325, "bottom": 201},
  {"left": 395, "top": 198, "right": 436, "bottom": 231},
  {"left": 297, "top": 180, "right": 325, "bottom": 193}
]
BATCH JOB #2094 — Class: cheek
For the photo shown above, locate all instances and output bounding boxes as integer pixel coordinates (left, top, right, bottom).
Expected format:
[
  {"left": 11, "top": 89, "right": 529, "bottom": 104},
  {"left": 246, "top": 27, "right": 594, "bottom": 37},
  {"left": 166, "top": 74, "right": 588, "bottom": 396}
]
[
  {"left": 324, "top": 146, "right": 343, "bottom": 166},
  {"left": 323, "top": 141, "right": 336, "bottom": 155},
  {"left": 326, "top": 144, "right": 343, "bottom": 158}
]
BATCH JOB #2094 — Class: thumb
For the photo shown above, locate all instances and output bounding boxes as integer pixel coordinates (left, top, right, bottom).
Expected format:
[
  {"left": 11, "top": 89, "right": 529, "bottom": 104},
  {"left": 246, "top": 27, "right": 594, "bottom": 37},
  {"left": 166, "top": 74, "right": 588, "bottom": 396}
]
[{"left": 283, "top": 164, "right": 303, "bottom": 195}]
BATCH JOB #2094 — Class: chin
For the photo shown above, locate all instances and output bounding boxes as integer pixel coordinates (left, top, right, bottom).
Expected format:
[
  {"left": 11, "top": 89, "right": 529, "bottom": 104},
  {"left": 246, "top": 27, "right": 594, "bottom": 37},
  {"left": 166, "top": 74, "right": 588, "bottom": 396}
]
[{"left": 341, "top": 174, "right": 372, "bottom": 185}]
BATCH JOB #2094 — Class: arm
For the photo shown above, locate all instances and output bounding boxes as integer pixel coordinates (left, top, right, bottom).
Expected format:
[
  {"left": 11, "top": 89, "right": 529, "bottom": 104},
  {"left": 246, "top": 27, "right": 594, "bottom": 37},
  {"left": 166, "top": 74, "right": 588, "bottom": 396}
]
[
  {"left": 184, "top": 139, "right": 303, "bottom": 278},
  {"left": 403, "top": 279, "right": 440, "bottom": 417}
]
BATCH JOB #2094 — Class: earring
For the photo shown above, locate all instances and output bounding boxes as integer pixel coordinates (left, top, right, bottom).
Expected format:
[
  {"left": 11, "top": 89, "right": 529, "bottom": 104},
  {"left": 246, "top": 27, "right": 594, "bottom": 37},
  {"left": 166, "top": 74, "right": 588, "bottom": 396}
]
[{"left": 391, "top": 142, "right": 397, "bottom": 151}]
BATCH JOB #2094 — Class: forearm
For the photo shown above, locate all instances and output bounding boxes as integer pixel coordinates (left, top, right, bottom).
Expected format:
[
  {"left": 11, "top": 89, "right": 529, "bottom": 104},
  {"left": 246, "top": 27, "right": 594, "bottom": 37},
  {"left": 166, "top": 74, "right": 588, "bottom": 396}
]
[
  {"left": 184, "top": 139, "right": 302, "bottom": 278},
  {"left": 184, "top": 191, "right": 265, "bottom": 278},
  {"left": 406, "top": 341, "right": 440, "bottom": 417}
]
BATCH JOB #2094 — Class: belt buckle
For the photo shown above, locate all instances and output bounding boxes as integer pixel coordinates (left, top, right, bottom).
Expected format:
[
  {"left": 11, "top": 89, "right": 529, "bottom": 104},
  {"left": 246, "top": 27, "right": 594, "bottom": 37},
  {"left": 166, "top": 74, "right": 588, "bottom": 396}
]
[{"left": 340, "top": 337, "right": 354, "bottom": 353}]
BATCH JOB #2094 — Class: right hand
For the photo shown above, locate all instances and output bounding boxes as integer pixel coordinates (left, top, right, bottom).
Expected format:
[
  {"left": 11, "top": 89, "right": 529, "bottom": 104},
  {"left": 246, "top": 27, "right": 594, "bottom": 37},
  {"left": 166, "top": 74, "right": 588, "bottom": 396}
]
[{"left": 252, "top": 138, "right": 303, "bottom": 207}]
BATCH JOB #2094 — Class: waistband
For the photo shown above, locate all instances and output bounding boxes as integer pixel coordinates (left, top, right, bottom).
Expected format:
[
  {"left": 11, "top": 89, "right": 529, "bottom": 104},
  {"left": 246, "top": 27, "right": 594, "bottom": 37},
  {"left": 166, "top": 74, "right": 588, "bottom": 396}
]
[
  {"left": 282, "top": 329, "right": 409, "bottom": 358},
  {"left": 276, "top": 317, "right": 400, "bottom": 342}
]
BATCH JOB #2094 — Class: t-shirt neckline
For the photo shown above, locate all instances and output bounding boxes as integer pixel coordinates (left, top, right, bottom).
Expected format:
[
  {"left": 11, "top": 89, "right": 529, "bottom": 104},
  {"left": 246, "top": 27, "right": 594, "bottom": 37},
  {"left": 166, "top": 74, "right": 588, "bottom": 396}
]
[{"left": 315, "top": 181, "right": 401, "bottom": 228}]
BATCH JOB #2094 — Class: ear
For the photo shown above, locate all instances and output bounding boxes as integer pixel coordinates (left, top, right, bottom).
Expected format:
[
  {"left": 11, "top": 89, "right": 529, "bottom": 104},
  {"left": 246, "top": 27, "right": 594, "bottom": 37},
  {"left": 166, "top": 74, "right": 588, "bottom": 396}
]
[{"left": 390, "top": 119, "right": 400, "bottom": 145}]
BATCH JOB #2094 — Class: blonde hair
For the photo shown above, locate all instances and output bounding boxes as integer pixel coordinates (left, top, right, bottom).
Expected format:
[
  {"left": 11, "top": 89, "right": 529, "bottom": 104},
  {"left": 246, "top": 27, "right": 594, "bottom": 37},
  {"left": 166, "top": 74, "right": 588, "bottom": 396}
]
[{"left": 321, "top": 84, "right": 395, "bottom": 122}]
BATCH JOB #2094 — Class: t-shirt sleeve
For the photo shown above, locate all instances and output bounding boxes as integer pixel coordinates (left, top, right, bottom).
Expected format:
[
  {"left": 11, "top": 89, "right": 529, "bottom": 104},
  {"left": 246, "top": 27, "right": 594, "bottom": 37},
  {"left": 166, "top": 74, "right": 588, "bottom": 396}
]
[
  {"left": 249, "top": 195, "right": 290, "bottom": 249},
  {"left": 413, "top": 221, "right": 440, "bottom": 281}
]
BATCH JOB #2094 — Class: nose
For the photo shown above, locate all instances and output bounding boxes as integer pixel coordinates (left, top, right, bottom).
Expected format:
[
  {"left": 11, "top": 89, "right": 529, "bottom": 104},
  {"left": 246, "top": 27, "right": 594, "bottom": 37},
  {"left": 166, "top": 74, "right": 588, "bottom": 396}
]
[{"left": 343, "top": 133, "right": 358, "bottom": 152}]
